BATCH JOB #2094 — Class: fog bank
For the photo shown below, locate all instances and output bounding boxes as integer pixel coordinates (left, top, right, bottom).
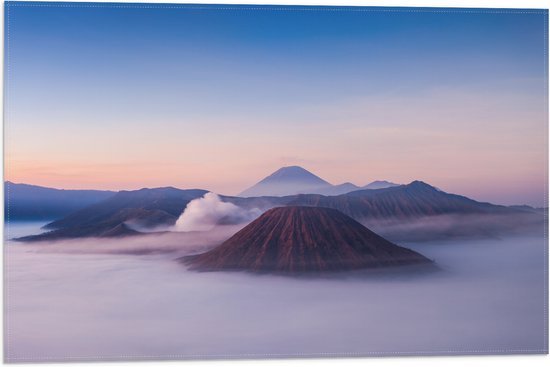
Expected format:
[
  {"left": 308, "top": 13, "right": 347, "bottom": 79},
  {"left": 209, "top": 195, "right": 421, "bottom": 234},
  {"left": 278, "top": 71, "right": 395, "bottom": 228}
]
[
  {"left": 4, "top": 232, "right": 547, "bottom": 362},
  {"left": 364, "top": 213, "right": 546, "bottom": 242}
]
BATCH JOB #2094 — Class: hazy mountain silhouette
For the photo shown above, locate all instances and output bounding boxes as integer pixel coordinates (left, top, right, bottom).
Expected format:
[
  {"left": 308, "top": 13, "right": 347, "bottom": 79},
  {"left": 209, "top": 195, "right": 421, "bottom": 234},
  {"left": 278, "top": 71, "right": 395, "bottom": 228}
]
[
  {"left": 315, "top": 182, "right": 361, "bottom": 195},
  {"left": 183, "top": 206, "right": 432, "bottom": 273},
  {"left": 362, "top": 180, "right": 399, "bottom": 190},
  {"left": 45, "top": 187, "right": 206, "bottom": 229},
  {"left": 17, "top": 187, "right": 207, "bottom": 242},
  {"left": 228, "top": 181, "right": 545, "bottom": 241},
  {"left": 229, "top": 180, "right": 529, "bottom": 221},
  {"left": 4, "top": 181, "right": 115, "bottom": 221},
  {"left": 283, "top": 181, "right": 513, "bottom": 221},
  {"left": 239, "top": 166, "right": 332, "bottom": 197},
  {"left": 239, "top": 166, "right": 401, "bottom": 197},
  {"left": 13, "top": 180, "right": 544, "bottom": 242}
]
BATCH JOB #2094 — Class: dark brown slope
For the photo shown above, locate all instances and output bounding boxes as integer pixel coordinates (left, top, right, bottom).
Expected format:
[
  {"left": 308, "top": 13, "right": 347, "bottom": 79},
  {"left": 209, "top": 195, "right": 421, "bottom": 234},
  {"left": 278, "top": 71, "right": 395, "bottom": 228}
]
[{"left": 184, "top": 206, "right": 431, "bottom": 273}]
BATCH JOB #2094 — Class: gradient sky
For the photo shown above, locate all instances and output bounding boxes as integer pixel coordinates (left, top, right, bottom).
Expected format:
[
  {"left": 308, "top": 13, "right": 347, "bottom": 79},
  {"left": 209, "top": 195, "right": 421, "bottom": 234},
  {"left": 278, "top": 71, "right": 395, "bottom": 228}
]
[{"left": 4, "top": 2, "right": 548, "bottom": 206}]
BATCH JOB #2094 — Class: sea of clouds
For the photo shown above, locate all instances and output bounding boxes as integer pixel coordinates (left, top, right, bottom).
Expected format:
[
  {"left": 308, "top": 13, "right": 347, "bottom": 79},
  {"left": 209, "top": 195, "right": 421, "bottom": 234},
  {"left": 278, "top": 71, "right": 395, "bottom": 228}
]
[{"left": 4, "top": 221, "right": 547, "bottom": 362}]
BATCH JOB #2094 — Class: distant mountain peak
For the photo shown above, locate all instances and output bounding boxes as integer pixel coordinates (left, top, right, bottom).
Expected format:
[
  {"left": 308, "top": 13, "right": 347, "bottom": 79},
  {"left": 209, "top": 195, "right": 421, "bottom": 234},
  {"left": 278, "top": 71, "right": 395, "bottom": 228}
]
[
  {"left": 262, "top": 166, "right": 329, "bottom": 183},
  {"left": 279, "top": 165, "right": 308, "bottom": 171},
  {"left": 363, "top": 180, "right": 400, "bottom": 190},
  {"left": 239, "top": 166, "right": 331, "bottom": 197}
]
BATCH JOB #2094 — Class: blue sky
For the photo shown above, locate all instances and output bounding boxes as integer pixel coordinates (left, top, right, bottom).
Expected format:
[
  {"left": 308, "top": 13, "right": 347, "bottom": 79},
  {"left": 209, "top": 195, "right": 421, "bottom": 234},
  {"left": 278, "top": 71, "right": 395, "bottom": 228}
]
[{"left": 4, "top": 2, "right": 548, "bottom": 206}]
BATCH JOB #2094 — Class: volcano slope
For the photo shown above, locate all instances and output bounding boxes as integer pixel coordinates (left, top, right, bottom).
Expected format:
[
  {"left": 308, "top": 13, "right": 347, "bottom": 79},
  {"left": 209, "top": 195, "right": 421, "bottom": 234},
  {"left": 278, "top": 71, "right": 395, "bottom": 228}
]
[{"left": 183, "top": 206, "right": 432, "bottom": 273}]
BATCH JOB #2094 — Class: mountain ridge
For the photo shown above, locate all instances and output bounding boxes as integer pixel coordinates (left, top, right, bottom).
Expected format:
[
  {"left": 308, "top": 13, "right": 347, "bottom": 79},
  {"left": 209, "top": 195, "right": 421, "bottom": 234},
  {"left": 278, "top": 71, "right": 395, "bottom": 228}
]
[
  {"left": 4, "top": 181, "right": 116, "bottom": 220},
  {"left": 239, "top": 166, "right": 399, "bottom": 197},
  {"left": 363, "top": 180, "right": 399, "bottom": 190},
  {"left": 14, "top": 179, "right": 544, "bottom": 242}
]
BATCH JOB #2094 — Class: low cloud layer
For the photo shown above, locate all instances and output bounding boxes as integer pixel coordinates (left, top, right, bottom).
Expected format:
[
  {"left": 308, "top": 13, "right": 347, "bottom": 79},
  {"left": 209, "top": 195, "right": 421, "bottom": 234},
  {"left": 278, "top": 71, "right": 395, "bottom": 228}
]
[
  {"left": 364, "top": 212, "right": 546, "bottom": 243},
  {"left": 173, "top": 192, "right": 261, "bottom": 232},
  {"left": 4, "top": 233, "right": 546, "bottom": 362},
  {"left": 20, "top": 230, "right": 236, "bottom": 256}
]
